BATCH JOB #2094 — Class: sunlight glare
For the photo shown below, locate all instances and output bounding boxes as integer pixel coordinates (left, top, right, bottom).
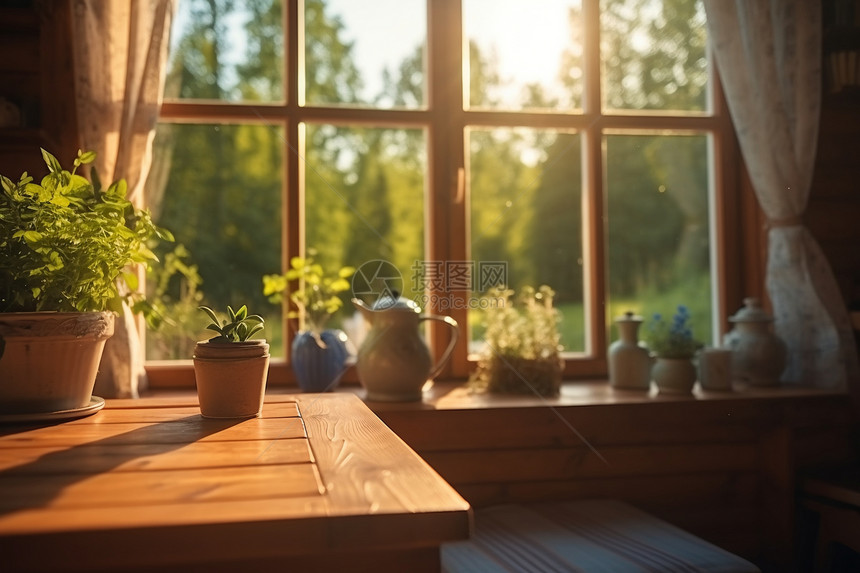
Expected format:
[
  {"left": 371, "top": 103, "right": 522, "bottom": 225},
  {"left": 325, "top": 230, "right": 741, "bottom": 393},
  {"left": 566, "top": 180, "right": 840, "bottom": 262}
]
[{"left": 464, "top": 0, "right": 584, "bottom": 109}]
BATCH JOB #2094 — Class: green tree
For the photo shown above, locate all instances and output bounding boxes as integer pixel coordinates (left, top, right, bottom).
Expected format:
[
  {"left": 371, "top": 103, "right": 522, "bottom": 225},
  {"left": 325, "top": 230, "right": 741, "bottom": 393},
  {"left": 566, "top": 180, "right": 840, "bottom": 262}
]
[{"left": 531, "top": 0, "right": 709, "bottom": 301}]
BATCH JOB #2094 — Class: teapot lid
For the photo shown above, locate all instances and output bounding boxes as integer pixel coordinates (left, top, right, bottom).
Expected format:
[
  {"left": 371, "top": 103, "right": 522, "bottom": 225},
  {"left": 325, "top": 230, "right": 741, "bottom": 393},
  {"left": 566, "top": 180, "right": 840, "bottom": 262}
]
[
  {"left": 729, "top": 297, "right": 773, "bottom": 323},
  {"left": 370, "top": 291, "right": 421, "bottom": 313}
]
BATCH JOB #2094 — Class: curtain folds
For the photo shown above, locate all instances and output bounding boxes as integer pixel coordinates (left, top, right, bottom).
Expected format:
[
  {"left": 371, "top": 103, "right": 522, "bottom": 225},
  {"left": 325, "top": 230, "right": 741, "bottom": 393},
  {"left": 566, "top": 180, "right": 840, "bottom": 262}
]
[
  {"left": 71, "top": 0, "right": 174, "bottom": 398},
  {"left": 704, "top": 0, "right": 857, "bottom": 388}
]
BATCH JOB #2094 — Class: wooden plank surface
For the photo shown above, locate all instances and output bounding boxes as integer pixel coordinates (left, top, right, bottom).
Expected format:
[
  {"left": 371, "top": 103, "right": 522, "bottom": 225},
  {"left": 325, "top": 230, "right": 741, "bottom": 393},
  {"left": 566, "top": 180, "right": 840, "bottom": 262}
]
[
  {"left": 0, "top": 439, "right": 314, "bottom": 473},
  {"left": 0, "top": 393, "right": 471, "bottom": 572},
  {"left": 0, "top": 416, "right": 307, "bottom": 448}
]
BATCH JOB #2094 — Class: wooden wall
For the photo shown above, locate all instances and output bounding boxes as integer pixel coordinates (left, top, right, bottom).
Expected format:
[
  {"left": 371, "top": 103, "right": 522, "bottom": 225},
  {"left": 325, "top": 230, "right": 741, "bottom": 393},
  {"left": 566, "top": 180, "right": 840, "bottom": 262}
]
[
  {"left": 0, "top": 1, "right": 77, "bottom": 180},
  {"left": 807, "top": 90, "right": 860, "bottom": 305}
]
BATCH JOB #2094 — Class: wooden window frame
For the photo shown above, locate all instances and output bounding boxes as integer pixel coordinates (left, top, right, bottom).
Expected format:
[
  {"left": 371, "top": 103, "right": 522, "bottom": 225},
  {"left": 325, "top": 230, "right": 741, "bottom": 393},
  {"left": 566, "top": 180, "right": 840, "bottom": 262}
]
[{"left": 147, "top": 0, "right": 745, "bottom": 388}]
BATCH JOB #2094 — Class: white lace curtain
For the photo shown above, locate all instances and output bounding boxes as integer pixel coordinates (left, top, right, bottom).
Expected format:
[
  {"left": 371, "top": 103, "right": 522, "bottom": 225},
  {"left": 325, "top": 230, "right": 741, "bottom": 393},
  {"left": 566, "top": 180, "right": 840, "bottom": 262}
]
[
  {"left": 72, "top": 0, "right": 174, "bottom": 398},
  {"left": 703, "top": 0, "right": 858, "bottom": 388}
]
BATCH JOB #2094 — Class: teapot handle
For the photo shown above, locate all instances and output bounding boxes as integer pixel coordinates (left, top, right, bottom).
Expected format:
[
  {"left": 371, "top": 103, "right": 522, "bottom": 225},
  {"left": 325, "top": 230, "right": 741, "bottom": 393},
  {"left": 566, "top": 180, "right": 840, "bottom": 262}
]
[{"left": 419, "top": 314, "right": 459, "bottom": 381}]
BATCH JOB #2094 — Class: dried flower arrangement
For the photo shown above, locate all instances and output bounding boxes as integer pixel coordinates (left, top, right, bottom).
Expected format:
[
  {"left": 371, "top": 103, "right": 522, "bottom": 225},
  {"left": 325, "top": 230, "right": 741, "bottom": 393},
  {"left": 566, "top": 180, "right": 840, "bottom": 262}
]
[{"left": 470, "top": 285, "right": 563, "bottom": 396}]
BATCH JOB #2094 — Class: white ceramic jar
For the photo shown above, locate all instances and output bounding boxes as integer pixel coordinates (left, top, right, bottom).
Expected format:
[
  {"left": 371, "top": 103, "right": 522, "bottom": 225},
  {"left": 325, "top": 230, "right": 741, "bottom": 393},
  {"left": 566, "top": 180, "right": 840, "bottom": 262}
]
[{"left": 722, "top": 298, "right": 786, "bottom": 387}]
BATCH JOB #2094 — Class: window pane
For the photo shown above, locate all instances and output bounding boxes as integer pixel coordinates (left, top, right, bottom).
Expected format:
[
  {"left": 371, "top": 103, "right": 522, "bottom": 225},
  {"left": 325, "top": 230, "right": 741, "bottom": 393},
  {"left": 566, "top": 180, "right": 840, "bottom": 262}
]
[
  {"left": 303, "top": 124, "right": 426, "bottom": 335},
  {"left": 166, "top": 0, "right": 284, "bottom": 102},
  {"left": 464, "top": 0, "right": 584, "bottom": 111},
  {"left": 600, "top": 0, "right": 708, "bottom": 112},
  {"left": 145, "top": 123, "right": 284, "bottom": 359},
  {"left": 303, "top": 0, "right": 426, "bottom": 108},
  {"left": 605, "top": 133, "right": 712, "bottom": 345},
  {"left": 469, "top": 128, "right": 584, "bottom": 352}
]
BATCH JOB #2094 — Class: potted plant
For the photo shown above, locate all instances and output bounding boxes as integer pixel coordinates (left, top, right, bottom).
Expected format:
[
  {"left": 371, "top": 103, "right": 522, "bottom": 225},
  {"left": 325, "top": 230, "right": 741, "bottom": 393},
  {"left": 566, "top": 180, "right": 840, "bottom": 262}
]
[
  {"left": 644, "top": 304, "right": 704, "bottom": 394},
  {"left": 263, "top": 253, "right": 355, "bottom": 392},
  {"left": 470, "top": 285, "right": 564, "bottom": 397},
  {"left": 0, "top": 148, "right": 172, "bottom": 415},
  {"left": 193, "top": 304, "right": 268, "bottom": 418}
]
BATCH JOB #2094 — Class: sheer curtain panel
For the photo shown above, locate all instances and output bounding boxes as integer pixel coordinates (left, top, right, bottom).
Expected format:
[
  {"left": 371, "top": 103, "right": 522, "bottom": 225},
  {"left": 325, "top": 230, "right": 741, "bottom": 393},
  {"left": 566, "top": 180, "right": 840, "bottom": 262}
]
[
  {"left": 704, "top": 0, "right": 858, "bottom": 388},
  {"left": 71, "top": 0, "right": 174, "bottom": 397}
]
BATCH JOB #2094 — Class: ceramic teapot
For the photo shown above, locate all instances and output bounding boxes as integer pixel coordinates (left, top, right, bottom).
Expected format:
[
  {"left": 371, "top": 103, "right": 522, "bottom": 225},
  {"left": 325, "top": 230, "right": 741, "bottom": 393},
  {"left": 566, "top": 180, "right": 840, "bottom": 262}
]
[
  {"left": 352, "top": 294, "right": 459, "bottom": 402},
  {"left": 723, "top": 297, "right": 787, "bottom": 387}
]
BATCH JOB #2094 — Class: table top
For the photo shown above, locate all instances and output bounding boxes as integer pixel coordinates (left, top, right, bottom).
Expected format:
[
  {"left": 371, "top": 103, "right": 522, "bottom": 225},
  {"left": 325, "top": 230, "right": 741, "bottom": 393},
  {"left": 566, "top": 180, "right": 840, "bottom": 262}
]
[{"left": 0, "top": 393, "right": 471, "bottom": 571}]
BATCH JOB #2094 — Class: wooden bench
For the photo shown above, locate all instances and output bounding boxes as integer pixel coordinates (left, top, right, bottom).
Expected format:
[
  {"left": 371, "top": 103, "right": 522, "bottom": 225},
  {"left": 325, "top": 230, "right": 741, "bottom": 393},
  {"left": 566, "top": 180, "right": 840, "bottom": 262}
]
[{"left": 442, "top": 499, "right": 760, "bottom": 572}]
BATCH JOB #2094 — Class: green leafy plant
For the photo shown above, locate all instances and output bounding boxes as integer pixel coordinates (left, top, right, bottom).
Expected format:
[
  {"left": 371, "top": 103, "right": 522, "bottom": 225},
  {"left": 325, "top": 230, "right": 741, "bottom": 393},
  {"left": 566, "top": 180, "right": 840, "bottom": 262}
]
[
  {"left": 470, "top": 285, "right": 563, "bottom": 396},
  {"left": 644, "top": 305, "right": 703, "bottom": 358},
  {"left": 262, "top": 251, "right": 355, "bottom": 332},
  {"left": 0, "top": 148, "right": 173, "bottom": 313},
  {"left": 142, "top": 244, "right": 205, "bottom": 359},
  {"left": 199, "top": 305, "right": 264, "bottom": 342}
]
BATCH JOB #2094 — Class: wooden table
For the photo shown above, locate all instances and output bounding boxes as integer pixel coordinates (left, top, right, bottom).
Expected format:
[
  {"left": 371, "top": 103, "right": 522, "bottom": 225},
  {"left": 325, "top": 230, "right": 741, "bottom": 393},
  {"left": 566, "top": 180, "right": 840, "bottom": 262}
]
[{"left": 0, "top": 394, "right": 471, "bottom": 572}]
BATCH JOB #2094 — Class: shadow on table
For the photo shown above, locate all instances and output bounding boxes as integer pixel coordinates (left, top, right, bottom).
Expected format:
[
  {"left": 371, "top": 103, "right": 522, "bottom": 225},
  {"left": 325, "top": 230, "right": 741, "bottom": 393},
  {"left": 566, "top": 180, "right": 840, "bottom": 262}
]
[{"left": 0, "top": 414, "right": 244, "bottom": 517}]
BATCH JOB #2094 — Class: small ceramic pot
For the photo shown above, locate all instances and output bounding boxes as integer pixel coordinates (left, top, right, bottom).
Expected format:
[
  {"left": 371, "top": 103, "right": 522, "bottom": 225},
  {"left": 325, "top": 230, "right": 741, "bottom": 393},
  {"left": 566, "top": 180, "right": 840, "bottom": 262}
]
[
  {"left": 193, "top": 340, "right": 270, "bottom": 418},
  {"left": 291, "top": 329, "right": 350, "bottom": 392},
  {"left": 652, "top": 357, "right": 697, "bottom": 394},
  {"left": 698, "top": 348, "right": 733, "bottom": 391}
]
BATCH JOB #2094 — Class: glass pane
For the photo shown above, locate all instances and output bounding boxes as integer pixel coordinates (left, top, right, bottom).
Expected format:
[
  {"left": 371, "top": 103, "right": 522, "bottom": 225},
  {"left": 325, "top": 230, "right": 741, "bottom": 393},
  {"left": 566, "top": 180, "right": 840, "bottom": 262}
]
[
  {"left": 145, "top": 123, "right": 284, "bottom": 359},
  {"left": 469, "top": 128, "right": 584, "bottom": 352},
  {"left": 600, "top": 0, "right": 708, "bottom": 112},
  {"left": 303, "top": 124, "right": 426, "bottom": 341},
  {"left": 464, "top": 0, "right": 584, "bottom": 111},
  {"left": 605, "top": 133, "right": 712, "bottom": 345},
  {"left": 166, "top": 0, "right": 284, "bottom": 102},
  {"left": 303, "top": 0, "right": 426, "bottom": 108}
]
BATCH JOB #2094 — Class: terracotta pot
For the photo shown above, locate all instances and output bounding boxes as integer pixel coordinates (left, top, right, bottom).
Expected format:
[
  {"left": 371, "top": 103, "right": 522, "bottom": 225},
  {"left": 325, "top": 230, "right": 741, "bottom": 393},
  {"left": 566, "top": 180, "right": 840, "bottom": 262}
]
[
  {"left": 0, "top": 312, "right": 115, "bottom": 414},
  {"left": 193, "top": 340, "right": 270, "bottom": 418}
]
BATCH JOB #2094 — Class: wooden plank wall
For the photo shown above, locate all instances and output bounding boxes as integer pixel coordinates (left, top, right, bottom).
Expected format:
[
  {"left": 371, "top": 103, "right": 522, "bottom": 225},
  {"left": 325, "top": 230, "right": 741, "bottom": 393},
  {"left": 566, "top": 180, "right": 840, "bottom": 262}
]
[
  {"left": 0, "top": 1, "right": 77, "bottom": 179},
  {"left": 375, "top": 393, "right": 855, "bottom": 570},
  {"left": 807, "top": 90, "right": 860, "bottom": 304}
]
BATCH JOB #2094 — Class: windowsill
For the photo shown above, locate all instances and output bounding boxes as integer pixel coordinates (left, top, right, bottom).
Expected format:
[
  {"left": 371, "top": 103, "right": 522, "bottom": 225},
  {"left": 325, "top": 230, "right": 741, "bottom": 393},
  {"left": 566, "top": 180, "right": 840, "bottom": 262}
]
[
  {"left": 143, "top": 378, "right": 848, "bottom": 414},
  {"left": 345, "top": 379, "right": 849, "bottom": 413}
]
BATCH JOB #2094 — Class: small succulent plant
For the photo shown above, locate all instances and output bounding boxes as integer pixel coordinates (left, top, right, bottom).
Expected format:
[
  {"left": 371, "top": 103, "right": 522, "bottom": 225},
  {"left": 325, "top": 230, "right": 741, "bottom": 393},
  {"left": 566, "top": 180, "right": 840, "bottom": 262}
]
[{"left": 199, "top": 305, "right": 264, "bottom": 342}]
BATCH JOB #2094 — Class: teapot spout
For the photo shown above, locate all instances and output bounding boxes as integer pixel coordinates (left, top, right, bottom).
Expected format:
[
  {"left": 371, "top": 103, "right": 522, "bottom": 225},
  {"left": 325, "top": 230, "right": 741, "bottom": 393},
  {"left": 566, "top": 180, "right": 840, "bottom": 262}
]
[{"left": 352, "top": 298, "right": 374, "bottom": 322}]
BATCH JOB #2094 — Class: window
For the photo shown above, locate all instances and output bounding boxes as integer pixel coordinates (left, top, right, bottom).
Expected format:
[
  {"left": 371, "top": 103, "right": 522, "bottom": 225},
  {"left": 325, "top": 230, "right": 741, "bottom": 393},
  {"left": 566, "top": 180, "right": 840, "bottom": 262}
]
[{"left": 146, "top": 0, "right": 735, "bottom": 383}]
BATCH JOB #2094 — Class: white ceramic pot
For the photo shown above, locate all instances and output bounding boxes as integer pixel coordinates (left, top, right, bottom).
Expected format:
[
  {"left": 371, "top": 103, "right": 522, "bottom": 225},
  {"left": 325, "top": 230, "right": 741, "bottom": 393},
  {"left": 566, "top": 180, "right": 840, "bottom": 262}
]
[
  {"left": 608, "top": 311, "right": 653, "bottom": 390},
  {"left": 193, "top": 340, "right": 270, "bottom": 418},
  {"left": 652, "top": 357, "right": 697, "bottom": 394},
  {"left": 0, "top": 312, "right": 114, "bottom": 413}
]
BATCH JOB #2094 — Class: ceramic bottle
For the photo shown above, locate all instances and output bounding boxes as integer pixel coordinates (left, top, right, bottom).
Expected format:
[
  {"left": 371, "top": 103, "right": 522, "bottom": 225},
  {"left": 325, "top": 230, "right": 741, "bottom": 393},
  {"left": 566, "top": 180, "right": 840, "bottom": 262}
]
[
  {"left": 722, "top": 297, "right": 786, "bottom": 387},
  {"left": 608, "top": 311, "right": 653, "bottom": 390}
]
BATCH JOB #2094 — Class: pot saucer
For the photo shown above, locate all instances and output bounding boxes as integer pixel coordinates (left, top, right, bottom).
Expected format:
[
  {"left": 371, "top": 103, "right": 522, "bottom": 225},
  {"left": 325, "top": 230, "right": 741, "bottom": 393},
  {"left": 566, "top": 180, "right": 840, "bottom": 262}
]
[{"left": 0, "top": 396, "right": 105, "bottom": 424}]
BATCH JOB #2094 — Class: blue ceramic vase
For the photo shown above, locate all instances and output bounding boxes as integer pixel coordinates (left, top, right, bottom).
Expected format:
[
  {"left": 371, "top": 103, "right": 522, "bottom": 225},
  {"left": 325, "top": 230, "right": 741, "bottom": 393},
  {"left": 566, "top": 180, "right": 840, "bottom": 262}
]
[{"left": 291, "top": 329, "right": 350, "bottom": 392}]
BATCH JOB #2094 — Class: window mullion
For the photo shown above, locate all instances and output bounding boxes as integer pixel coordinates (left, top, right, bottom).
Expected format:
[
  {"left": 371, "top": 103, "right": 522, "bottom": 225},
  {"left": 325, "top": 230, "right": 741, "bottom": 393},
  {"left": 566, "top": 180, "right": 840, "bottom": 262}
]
[
  {"left": 426, "top": 0, "right": 468, "bottom": 377},
  {"left": 285, "top": 0, "right": 301, "bottom": 361},
  {"left": 579, "top": 0, "right": 607, "bottom": 372}
]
